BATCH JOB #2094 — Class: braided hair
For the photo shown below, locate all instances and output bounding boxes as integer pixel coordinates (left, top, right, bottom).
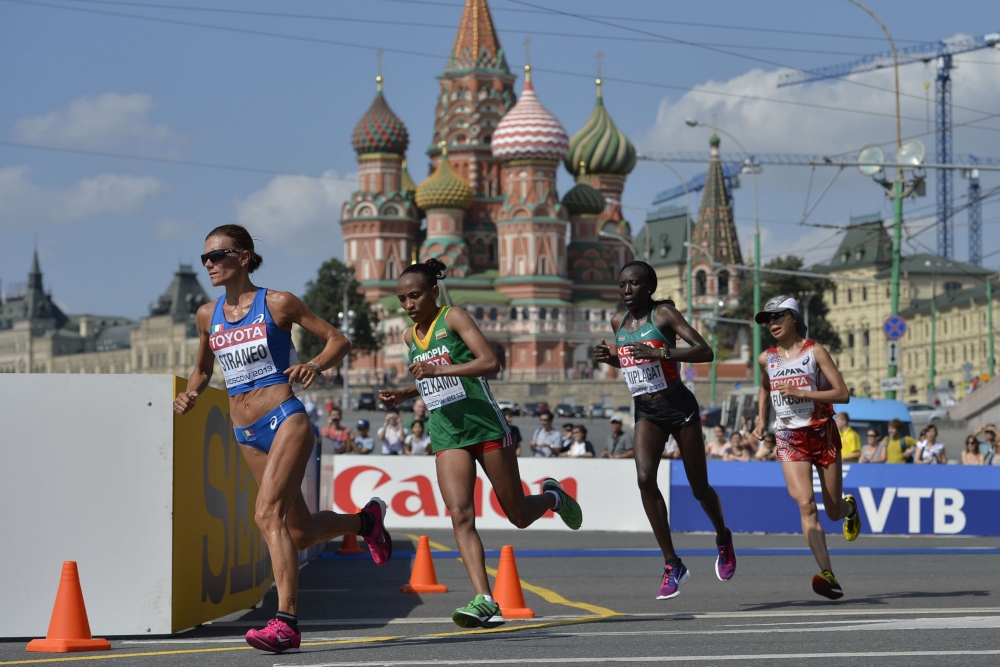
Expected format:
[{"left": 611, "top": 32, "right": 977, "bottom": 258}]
[{"left": 400, "top": 257, "right": 448, "bottom": 287}]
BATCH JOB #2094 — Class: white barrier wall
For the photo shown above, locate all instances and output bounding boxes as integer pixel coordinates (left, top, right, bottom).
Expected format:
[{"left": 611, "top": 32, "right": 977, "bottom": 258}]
[
  {"left": 333, "top": 457, "right": 668, "bottom": 532},
  {"left": 0, "top": 375, "right": 176, "bottom": 638}
]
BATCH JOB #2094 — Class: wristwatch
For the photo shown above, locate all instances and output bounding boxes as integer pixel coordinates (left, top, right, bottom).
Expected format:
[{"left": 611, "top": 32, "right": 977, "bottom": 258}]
[
  {"left": 660, "top": 347, "right": 671, "bottom": 360},
  {"left": 306, "top": 361, "right": 322, "bottom": 373}
]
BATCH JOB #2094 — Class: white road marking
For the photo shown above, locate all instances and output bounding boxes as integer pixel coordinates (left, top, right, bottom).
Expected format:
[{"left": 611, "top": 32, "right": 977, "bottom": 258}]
[
  {"left": 276, "top": 649, "right": 1000, "bottom": 666},
  {"left": 209, "top": 615, "right": 585, "bottom": 627},
  {"left": 120, "top": 636, "right": 369, "bottom": 645},
  {"left": 621, "top": 606, "right": 1000, "bottom": 621}
]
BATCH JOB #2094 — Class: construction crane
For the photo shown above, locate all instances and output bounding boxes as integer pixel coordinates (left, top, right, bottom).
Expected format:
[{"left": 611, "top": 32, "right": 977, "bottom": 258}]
[{"left": 775, "top": 32, "right": 1000, "bottom": 262}]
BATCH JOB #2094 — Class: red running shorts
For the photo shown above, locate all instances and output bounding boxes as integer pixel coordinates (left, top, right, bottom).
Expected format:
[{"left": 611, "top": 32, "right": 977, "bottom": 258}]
[{"left": 775, "top": 419, "right": 841, "bottom": 467}]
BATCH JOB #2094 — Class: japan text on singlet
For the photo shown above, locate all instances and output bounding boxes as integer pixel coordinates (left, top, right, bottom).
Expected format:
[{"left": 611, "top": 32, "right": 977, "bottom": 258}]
[
  {"left": 615, "top": 316, "right": 678, "bottom": 397},
  {"left": 209, "top": 288, "right": 293, "bottom": 396},
  {"left": 765, "top": 339, "right": 833, "bottom": 430},
  {"left": 407, "top": 306, "right": 508, "bottom": 452}
]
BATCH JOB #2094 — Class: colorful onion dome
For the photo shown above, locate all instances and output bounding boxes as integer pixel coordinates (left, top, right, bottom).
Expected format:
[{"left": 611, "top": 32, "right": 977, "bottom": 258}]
[
  {"left": 351, "top": 76, "right": 409, "bottom": 156},
  {"left": 415, "top": 144, "right": 475, "bottom": 210},
  {"left": 491, "top": 66, "right": 569, "bottom": 162},
  {"left": 562, "top": 182, "right": 606, "bottom": 216},
  {"left": 400, "top": 159, "right": 416, "bottom": 194},
  {"left": 564, "top": 79, "right": 636, "bottom": 176}
]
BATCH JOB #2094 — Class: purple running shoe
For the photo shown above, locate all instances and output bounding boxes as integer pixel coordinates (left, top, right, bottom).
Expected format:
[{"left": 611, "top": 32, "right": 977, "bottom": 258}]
[
  {"left": 656, "top": 561, "right": 690, "bottom": 600},
  {"left": 715, "top": 527, "right": 736, "bottom": 581},
  {"left": 361, "top": 497, "right": 392, "bottom": 566},
  {"left": 245, "top": 618, "right": 300, "bottom": 653}
]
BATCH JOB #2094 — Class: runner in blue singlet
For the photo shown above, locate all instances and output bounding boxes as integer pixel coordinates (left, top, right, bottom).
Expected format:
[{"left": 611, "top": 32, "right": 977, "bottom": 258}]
[{"left": 172, "top": 224, "right": 392, "bottom": 654}]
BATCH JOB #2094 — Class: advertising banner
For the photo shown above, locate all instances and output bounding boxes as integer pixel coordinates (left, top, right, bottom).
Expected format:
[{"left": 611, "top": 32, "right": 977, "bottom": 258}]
[
  {"left": 333, "top": 457, "right": 668, "bottom": 532},
  {"left": 171, "top": 378, "right": 273, "bottom": 633},
  {"left": 670, "top": 461, "right": 1000, "bottom": 537}
]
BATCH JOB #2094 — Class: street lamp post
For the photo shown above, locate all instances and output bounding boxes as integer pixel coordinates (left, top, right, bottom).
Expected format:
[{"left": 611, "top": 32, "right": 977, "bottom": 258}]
[
  {"left": 339, "top": 283, "right": 356, "bottom": 412},
  {"left": 685, "top": 119, "right": 762, "bottom": 387},
  {"left": 849, "top": 0, "right": 904, "bottom": 400}
]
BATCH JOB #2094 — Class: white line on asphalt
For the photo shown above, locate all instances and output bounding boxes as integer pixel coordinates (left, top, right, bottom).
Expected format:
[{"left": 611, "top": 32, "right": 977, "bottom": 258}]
[
  {"left": 120, "top": 636, "right": 370, "bottom": 645},
  {"left": 210, "top": 615, "right": 586, "bottom": 627},
  {"left": 274, "top": 649, "right": 1000, "bottom": 666},
  {"left": 537, "top": 614, "right": 1000, "bottom": 637},
  {"left": 621, "top": 606, "right": 1000, "bottom": 621}
]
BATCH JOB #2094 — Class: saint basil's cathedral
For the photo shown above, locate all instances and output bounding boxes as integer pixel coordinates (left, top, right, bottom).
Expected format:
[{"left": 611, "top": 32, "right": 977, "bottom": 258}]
[{"left": 340, "top": 0, "right": 745, "bottom": 382}]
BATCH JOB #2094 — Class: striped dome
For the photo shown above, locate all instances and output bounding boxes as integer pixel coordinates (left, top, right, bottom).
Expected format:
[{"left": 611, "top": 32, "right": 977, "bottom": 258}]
[
  {"left": 490, "top": 68, "right": 568, "bottom": 163},
  {"left": 564, "top": 80, "right": 636, "bottom": 176},
  {"left": 415, "top": 151, "right": 474, "bottom": 211},
  {"left": 562, "top": 182, "right": 605, "bottom": 216},
  {"left": 351, "top": 77, "right": 409, "bottom": 156}
]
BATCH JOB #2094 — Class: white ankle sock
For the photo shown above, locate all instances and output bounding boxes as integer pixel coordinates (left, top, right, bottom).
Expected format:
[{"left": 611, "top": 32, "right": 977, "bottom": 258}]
[
  {"left": 483, "top": 594, "right": 496, "bottom": 604},
  {"left": 545, "top": 489, "right": 561, "bottom": 511}
]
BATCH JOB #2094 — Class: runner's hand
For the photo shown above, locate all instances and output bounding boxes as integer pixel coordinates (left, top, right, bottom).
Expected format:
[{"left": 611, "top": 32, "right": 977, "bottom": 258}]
[
  {"left": 284, "top": 363, "right": 318, "bottom": 389},
  {"left": 379, "top": 389, "right": 401, "bottom": 409},
  {"left": 593, "top": 338, "right": 614, "bottom": 364},
  {"left": 773, "top": 381, "right": 801, "bottom": 399},
  {"left": 625, "top": 342, "right": 661, "bottom": 361},
  {"left": 408, "top": 361, "right": 438, "bottom": 380},
  {"left": 173, "top": 391, "right": 198, "bottom": 415}
]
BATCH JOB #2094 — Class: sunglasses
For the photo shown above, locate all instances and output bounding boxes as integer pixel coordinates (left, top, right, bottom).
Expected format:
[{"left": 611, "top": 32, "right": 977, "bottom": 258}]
[
  {"left": 766, "top": 311, "right": 789, "bottom": 322},
  {"left": 867, "top": 433, "right": 879, "bottom": 438},
  {"left": 201, "top": 248, "right": 242, "bottom": 266}
]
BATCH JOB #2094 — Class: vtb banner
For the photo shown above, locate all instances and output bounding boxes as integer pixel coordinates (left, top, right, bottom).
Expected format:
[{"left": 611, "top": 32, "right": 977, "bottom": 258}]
[
  {"left": 671, "top": 461, "right": 1000, "bottom": 536},
  {"left": 333, "top": 457, "right": 668, "bottom": 532}
]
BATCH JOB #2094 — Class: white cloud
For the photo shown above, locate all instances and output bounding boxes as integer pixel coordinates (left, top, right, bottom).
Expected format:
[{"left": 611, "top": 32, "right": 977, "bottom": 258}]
[
  {"left": 153, "top": 217, "right": 196, "bottom": 241},
  {"left": 0, "top": 166, "right": 164, "bottom": 225},
  {"left": 12, "top": 93, "right": 181, "bottom": 151},
  {"left": 232, "top": 170, "right": 355, "bottom": 256},
  {"left": 642, "top": 41, "right": 1000, "bottom": 159}
]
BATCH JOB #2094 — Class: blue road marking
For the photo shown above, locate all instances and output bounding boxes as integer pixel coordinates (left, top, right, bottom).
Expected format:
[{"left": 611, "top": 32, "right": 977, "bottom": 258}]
[{"left": 320, "top": 546, "right": 1000, "bottom": 560}]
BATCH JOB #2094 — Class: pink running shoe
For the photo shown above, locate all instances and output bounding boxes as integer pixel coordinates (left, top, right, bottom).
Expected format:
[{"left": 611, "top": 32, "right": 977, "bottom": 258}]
[
  {"left": 656, "top": 561, "right": 690, "bottom": 600},
  {"left": 245, "top": 618, "right": 300, "bottom": 653},
  {"left": 361, "top": 497, "right": 392, "bottom": 566},
  {"left": 715, "top": 527, "right": 737, "bottom": 581}
]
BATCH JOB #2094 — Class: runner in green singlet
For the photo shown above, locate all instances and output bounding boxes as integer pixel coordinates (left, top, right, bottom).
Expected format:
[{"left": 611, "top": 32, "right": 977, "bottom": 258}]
[{"left": 379, "top": 258, "right": 583, "bottom": 630}]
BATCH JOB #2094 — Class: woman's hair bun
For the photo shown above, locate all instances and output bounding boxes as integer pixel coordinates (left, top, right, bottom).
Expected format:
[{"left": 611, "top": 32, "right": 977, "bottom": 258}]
[{"left": 423, "top": 257, "right": 447, "bottom": 280}]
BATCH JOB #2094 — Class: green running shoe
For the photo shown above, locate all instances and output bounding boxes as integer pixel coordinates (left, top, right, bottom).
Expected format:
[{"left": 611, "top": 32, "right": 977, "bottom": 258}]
[
  {"left": 843, "top": 494, "right": 861, "bottom": 542},
  {"left": 542, "top": 478, "right": 583, "bottom": 530},
  {"left": 452, "top": 594, "right": 505, "bottom": 629}
]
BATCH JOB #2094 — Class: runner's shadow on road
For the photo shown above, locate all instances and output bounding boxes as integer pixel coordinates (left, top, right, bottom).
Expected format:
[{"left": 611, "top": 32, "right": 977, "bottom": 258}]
[{"left": 738, "top": 589, "right": 990, "bottom": 612}]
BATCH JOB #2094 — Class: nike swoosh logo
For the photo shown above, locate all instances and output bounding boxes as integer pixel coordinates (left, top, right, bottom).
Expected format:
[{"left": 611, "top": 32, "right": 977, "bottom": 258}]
[
  {"left": 640, "top": 330, "right": 654, "bottom": 337},
  {"left": 686, "top": 412, "right": 697, "bottom": 422}
]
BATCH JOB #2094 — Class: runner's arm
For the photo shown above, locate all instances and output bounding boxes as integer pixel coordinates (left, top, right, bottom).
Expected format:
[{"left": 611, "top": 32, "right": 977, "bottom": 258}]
[
  {"left": 638, "top": 302, "right": 713, "bottom": 363},
  {"left": 750, "top": 351, "right": 770, "bottom": 440},
  {"left": 267, "top": 290, "right": 351, "bottom": 388},
  {"left": 593, "top": 313, "right": 625, "bottom": 368},
  {"left": 174, "top": 303, "right": 215, "bottom": 414},
  {"left": 409, "top": 307, "right": 499, "bottom": 379},
  {"left": 773, "top": 343, "right": 849, "bottom": 405}
]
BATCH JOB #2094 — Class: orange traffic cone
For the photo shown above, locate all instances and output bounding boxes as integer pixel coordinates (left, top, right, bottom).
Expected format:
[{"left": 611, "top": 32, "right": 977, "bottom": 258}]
[
  {"left": 26, "top": 562, "right": 111, "bottom": 653},
  {"left": 492, "top": 545, "right": 534, "bottom": 619},
  {"left": 337, "top": 533, "right": 366, "bottom": 555},
  {"left": 401, "top": 535, "right": 448, "bottom": 593}
]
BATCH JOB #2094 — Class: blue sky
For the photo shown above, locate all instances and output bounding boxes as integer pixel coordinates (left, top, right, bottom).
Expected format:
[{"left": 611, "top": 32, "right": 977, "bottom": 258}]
[{"left": 2, "top": 0, "right": 999, "bottom": 319}]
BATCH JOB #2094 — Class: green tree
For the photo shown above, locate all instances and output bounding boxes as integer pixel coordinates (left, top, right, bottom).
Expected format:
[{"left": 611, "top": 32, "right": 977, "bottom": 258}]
[
  {"left": 299, "top": 258, "right": 382, "bottom": 362},
  {"left": 730, "top": 256, "right": 842, "bottom": 354}
]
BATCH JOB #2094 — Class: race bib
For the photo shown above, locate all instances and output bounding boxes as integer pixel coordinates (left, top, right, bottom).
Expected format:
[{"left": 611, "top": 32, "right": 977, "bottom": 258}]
[
  {"left": 770, "top": 374, "right": 816, "bottom": 421},
  {"left": 209, "top": 322, "right": 277, "bottom": 389},
  {"left": 619, "top": 343, "right": 669, "bottom": 397},
  {"left": 415, "top": 352, "right": 467, "bottom": 410}
]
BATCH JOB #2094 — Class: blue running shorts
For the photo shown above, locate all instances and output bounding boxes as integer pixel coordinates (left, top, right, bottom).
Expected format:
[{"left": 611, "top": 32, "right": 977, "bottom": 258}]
[{"left": 233, "top": 397, "right": 306, "bottom": 454}]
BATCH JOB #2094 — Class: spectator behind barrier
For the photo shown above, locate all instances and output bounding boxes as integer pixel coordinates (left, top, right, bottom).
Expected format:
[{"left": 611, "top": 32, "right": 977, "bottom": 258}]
[
  {"left": 881, "top": 418, "right": 916, "bottom": 464},
  {"left": 355, "top": 419, "right": 374, "bottom": 455},
  {"left": 705, "top": 425, "right": 731, "bottom": 460},
  {"left": 986, "top": 431, "right": 1000, "bottom": 466},
  {"left": 962, "top": 435, "right": 985, "bottom": 466},
  {"left": 915, "top": 425, "right": 947, "bottom": 464},
  {"left": 405, "top": 398, "right": 429, "bottom": 431},
  {"left": 859, "top": 428, "right": 887, "bottom": 463},
  {"left": 835, "top": 412, "right": 861, "bottom": 462},
  {"left": 602, "top": 415, "right": 634, "bottom": 459},
  {"left": 974, "top": 424, "right": 998, "bottom": 457},
  {"left": 530, "top": 411, "right": 561, "bottom": 457},
  {"left": 723, "top": 432, "right": 752, "bottom": 462},
  {"left": 755, "top": 433, "right": 778, "bottom": 461},
  {"left": 562, "top": 425, "right": 595, "bottom": 458},
  {"left": 378, "top": 411, "right": 406, "bottom": 455},
  {"left": 321, "top": 407, "right": 354, "bottom": 454},
  {"left": 662, "top": 434, "right": 681, "bottom": 460},
  {"left": 502, "top": 408, "right": 523, "bottom": 456},
  {"left": 560, "top": 423, "right": 575, "bottom": 455},
  {"left": 403, "top": 419, "right": 432, "bottom": 456}
]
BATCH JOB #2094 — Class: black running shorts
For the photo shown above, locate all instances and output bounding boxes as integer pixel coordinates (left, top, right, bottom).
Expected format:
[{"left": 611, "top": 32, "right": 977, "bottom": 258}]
[{"left": 633, "top": 385, "right": 701, "bottom": 436}]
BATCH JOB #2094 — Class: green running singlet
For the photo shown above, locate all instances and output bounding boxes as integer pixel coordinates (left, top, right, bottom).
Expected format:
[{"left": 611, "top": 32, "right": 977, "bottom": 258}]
[
  {"left": 408, "top": 306, "right": 510, "bottom": 453},
  {"left": 615, "top": 314, "right": 679, "bottom": 397}
]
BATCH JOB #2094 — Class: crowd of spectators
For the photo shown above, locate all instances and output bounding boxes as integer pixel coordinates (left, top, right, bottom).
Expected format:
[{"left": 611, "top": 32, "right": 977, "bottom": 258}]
[{"left": 309, "top": 391, "right": 1000, "bottom": 467}]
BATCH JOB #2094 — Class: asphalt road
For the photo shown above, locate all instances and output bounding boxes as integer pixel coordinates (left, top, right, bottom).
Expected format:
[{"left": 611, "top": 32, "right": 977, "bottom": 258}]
[{"left": 4, "top": 531, "right": 1000, "bottom": 667}]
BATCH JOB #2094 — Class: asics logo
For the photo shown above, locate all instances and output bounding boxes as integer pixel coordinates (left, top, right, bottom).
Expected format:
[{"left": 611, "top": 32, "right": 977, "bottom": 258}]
[
  {"left": 252, "top": 314, "right": 265, "bottom": 324},
  {"left": 270, "top": 416, "right": 279, "bottom": 430}
]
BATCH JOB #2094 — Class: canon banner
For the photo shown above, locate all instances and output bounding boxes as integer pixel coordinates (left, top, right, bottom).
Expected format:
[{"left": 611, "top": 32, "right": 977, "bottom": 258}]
[
  {"left": 333, "top": 458, "right": 669, "bottom": 532},
  {"left": 670, "top": 461, "right": 1000, "bottom": 537}
]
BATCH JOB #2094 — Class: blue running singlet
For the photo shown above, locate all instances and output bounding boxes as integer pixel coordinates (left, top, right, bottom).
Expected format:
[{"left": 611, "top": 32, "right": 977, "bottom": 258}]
[{"left": 209, "top": 288, "right": 293, "bottom": 396}]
